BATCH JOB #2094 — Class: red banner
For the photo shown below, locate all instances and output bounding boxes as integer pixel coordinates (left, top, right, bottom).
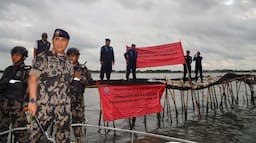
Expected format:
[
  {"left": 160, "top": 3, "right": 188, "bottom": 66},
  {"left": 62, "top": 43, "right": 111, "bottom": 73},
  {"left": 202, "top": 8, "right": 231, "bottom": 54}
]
[
  {"left": 98, "top": 84, "right": 165, "bottom": 122},
  {"left": 135, "top": 42, "right": 185, "bottom": 68}
]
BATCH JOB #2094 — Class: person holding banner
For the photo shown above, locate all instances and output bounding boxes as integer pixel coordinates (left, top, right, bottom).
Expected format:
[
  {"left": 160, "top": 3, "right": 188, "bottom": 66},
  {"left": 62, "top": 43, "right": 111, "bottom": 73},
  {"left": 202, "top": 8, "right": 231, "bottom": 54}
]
[
  {"left": 183, "top": 50, "right": 192, "bottom": 82},
  {"left": 124, "top": 44, "right": 138, "bottom": 80},
  {"left": 193, "top": 51, "right": 203, "bottom": 82},
  {"left": 100, "top": 38, "right": 115, "bottom": 80}
]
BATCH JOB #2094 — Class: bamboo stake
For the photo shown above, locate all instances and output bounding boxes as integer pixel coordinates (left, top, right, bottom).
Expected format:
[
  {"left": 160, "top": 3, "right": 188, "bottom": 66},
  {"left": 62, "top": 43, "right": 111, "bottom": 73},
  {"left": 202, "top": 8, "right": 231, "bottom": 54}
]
[
  {"left": 226, "top": 83, "right": 233, "bottom": 109},
  {"left": 185, "top": 90, "right": 189, "bottom": 120},
  {"left": 206, "top": 88, "right": 209, "bottom": 114},
  {"left": 224, "top": 84, "right": 228, "bottom": 110},
  {"left": 208, "top": 87, "right": 213, "bottom": 111},
  {"left": 213, "top": 86, "right": 219, "bottom": 110},
  {"left": 144, "top": 115, "right": 147, "bottom": 132},
  {"left": 162, "top": 88, "right": 167, "bottom": 121},
  {"left": 201, "top": 90, "right": 205, "bottom": 113},
  {"left": 166, "top": 89, "right": 172, "bottom": 124},
  {"left": 244, "top": 82, "right": 249, "bottom": 106},
  {"left": 170, "top": 89, "right": 178, "bottom": 118},
  {"left": 191, "top": 89, "right": 195, "bottom": 112},
  {"left": 196, "top": 89, "right": 201, "bottom": 113},
  {"left": 218, "top": 85, "right": 224, "bottom": 112}
]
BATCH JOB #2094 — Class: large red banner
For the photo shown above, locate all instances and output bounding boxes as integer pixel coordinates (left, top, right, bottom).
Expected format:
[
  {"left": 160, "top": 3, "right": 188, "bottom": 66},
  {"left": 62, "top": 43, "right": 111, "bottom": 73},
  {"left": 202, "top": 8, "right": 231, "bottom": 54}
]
[
  {"left": 135, "top": 42, "right": 185, "bottom": 68},
  {"left": 98, "top": 84, "right": 165, "bottom": 122}
]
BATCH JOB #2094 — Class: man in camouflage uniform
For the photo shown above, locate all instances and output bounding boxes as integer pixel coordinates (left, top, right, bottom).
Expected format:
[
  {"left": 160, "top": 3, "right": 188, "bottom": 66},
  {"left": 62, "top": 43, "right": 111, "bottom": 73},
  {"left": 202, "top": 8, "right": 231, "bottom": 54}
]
[
  {"left": 27, "top": 29, "right": 73, "bottom": 143},
  {"left": 67, "top": 47, "right": 92, "bottom": 143},
  {"left": 0, "top": 46, "right": 30, "bottom": 143}
]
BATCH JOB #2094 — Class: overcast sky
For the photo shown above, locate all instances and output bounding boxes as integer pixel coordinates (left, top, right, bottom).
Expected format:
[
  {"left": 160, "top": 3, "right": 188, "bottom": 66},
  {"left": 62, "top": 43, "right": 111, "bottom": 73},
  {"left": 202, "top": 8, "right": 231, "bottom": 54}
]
[{"left": 0, "top": 0, "right": 255, "bottom": 71}]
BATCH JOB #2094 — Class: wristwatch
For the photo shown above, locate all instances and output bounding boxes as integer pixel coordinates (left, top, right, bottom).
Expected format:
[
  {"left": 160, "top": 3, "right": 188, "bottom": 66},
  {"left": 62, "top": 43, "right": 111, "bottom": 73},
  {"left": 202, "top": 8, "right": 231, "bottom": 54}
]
[{"left": 29, "top": 98, "right": 37, "bottom": 103}]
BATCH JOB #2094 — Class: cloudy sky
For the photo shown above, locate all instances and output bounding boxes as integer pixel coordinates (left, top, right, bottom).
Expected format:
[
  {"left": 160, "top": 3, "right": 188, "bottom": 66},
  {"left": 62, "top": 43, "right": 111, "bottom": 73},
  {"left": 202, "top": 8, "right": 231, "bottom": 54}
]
[{"left": 0, "top": 0, "right": 255, "bottom": 71}]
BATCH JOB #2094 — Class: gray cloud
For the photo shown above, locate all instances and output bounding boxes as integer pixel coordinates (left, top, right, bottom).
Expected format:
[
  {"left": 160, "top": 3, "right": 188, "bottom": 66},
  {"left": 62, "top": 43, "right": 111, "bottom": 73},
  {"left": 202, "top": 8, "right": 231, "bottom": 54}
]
[
  {"left": 0, "top": 0, "right": 255, "bottom": 71},
  {"left": 115, "top": 0, "right": 156, "bottom": 10}
]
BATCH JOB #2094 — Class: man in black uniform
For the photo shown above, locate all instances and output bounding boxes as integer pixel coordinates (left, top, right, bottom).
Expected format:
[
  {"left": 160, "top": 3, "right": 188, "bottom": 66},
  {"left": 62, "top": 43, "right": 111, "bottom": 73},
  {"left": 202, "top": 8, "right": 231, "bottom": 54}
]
[
  {"left": 34, "top": 32, "right": 51, "bottom": 57},
  {"left": 193, "top": 51, "right": 203, "bottom": 82},
  {"left": 124, "top": 44, "right": 138, "bottom": 80},
  {"left": 183, "top": 50, "right": 192, "bottom": 82},
  {"left": 67, "top": 48, "right": 92, "bottom": 143},
  {"left": 100, "top": 38, "right": 115, "bottom": 80},
  {"left": 0, "top": 46, "right": 30, "bottom": 143}
]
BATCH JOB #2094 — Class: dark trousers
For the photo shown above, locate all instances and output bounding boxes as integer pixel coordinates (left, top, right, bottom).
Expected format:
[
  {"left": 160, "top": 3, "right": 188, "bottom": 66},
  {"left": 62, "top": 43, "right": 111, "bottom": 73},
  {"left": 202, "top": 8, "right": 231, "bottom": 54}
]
[
  {"left": 100, "top": 63, "right": 112, "bottom": 80},
  {"left": 195, "top": 65, "right": 203, "bottom": 82},
  {"left": 71, "top": 94, "right": 86, "bottom": 142},
  {"left": 183, "top": 65, "right": 191, "bottom": 82},
  {"left": 126, "top": 63, "right": 136, "bottom": 80},
  {"left": 0, "top": 99, "right": 29, "bottom": 143}
]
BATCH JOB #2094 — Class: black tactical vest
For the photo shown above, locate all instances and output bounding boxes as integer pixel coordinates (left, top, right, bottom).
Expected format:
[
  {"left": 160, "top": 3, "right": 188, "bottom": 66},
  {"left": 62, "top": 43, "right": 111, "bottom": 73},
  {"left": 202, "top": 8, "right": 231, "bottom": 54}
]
[{"left": 0, "top": 64, "right": 30, "bottom": 100}]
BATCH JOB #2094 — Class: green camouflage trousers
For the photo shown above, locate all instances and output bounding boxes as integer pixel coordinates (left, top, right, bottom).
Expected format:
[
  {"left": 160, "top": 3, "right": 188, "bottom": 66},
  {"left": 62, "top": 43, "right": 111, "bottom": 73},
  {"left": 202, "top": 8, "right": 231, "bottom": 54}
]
[
  {"left": 30, "top": 101, "right": 71, "bottom": 143},
  {"left": 71, "top": 94, "right": 86, "bottom": 140},
  {"left": 0, "top": 99, "right": 29, "bottom": 143}
]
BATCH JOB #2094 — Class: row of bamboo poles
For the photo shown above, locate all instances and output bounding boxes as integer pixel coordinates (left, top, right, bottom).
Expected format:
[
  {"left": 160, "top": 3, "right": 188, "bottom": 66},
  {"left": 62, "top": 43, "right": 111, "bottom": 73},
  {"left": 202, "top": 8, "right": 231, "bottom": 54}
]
[{"left": 97, "top": 77, "right": 255, "bottom": 136}]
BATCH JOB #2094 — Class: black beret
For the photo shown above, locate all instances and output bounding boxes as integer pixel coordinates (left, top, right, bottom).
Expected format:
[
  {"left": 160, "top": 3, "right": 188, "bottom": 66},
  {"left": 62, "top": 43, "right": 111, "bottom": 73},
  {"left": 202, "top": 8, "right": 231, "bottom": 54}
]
[
  {"left": 42, "top": 33, "right": 47, "bottom": 37},
  {"left": 52, "top": 28, "right": 70, "bottom": 40}
]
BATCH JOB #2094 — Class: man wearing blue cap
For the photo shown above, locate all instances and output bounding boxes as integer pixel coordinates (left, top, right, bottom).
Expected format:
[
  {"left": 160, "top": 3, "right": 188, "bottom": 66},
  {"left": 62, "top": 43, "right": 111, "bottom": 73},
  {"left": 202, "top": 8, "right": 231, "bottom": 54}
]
[
  {"left": 28, "top": 28, "right": 74, "bottom": 142},
  {"left": 100, "top": 38, "right": 115, "bottom": 80}
]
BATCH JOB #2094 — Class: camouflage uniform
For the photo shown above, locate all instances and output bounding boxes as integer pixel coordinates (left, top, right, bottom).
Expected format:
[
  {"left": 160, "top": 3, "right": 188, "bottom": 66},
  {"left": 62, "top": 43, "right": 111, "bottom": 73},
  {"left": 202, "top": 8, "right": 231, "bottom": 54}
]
[
  {"left": 29, "top": 51, "right": 73, "bottom": 143},
  {"left": 0, "top": 63, "right": 30, "bottom": 143},
  {"left": 71, "top": 63, "right": 92, "bottom": 142}
]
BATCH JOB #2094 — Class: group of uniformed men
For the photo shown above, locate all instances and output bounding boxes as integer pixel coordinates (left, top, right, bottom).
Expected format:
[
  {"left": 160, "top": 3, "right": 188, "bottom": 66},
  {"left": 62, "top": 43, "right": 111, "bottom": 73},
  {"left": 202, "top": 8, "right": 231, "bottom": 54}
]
[
  {"left": 183, "top": 50, "right": 203, "bottom": 82},
  {"left": 0, "top": 29, "right": 93, "bottom": 143},
  {"left": 0, "top": 28, "right": 138, "bottom": 143}
]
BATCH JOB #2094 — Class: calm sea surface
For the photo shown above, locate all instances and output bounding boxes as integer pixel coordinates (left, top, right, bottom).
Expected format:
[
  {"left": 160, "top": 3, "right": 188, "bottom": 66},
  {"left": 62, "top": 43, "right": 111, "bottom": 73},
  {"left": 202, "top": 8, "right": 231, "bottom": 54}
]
[{"left": 84, "top": 72, "right": 256, "bottom": 143}]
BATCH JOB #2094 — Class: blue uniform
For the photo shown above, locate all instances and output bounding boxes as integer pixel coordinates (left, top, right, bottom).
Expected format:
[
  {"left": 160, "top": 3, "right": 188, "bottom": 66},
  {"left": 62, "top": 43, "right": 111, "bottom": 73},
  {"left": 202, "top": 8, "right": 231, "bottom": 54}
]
[
  {"left": 35, "top": 40, "right": 51, "bottom": 56},
  {"left": 100, "top": 45, "right": 115, "bottom": 80},
  {"left": 183, "top": 55, "right": 192, "bottom": 82},
  {"left": 193, "top": 56, "right": 203, "bottom": 82},
  {"left": 124, "top": 49, "right": 137, "bottom": 80}
]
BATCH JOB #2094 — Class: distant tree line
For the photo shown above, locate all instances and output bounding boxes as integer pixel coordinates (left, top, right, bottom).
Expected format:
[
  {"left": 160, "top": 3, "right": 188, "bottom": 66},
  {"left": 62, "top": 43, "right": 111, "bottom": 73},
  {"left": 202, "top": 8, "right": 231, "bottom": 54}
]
[
  {"left": 89, "top": 69, "right": 256, "bottom": 73},
  {"left": 1, "top": 69, "right": 255, "bottom": 74}
]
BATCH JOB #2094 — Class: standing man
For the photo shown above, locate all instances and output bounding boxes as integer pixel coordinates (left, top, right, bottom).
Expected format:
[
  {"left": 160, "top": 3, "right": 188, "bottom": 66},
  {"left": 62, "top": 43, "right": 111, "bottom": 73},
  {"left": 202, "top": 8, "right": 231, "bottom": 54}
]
[
  {"left": 100, "top": 38, "right": 115, "bottom": 80},
  {"left": 0, "top": 46, "right": 30, "bottom": 143},
  {"left": 28, "top": 29, "right": 74, "bottom": 142},
  {"left": 183, "top": 50, "right": 192, "bottom": 82},
  {"left": 34, "top": 33, "right": 51, "bottom": 57},
  {"left": 67, "top": 48, "right": 92, "bottom": 143},
  {"left": 193, "top": 51, "right": 203, "bottom": 82},
  {"left": 124, "top": 44, "right": 138, "bottom": 80}
]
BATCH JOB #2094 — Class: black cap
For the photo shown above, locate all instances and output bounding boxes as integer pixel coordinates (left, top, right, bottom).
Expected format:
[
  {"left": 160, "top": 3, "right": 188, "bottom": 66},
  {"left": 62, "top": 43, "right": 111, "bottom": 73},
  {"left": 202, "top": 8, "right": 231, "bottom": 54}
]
[
  {"left": 67, "top": 48, "right": 80, "bottom": 56},
  {"left": 52, "top": 28, "right": 70, "bottom": 40},
  {"left": 105, "top": 38, "right": 111, "bottom": 42},
  {"left": 11, "top": 46, "right": 28, "bottom": 57},
  {"left": 131, "top": 44, "right": 136, "bottom": 47},
  {"left": 42, "top": 33, "right": 47, "bottom": 38}
]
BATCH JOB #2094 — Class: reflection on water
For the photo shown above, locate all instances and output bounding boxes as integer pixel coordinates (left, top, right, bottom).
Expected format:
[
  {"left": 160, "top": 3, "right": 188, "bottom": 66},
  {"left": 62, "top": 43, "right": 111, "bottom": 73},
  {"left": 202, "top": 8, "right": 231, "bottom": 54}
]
[{"left": 154, "top": 107, "right": 256, "bottom": 143}]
